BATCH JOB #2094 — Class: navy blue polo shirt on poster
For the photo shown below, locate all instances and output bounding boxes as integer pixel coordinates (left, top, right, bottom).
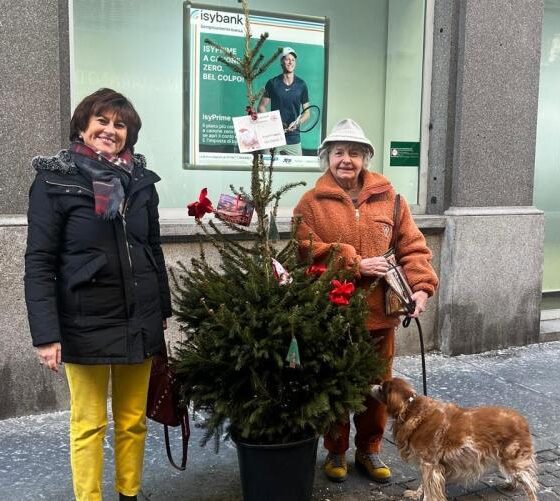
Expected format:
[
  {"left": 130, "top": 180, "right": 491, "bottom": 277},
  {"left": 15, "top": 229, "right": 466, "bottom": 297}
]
[{"left": 264, "top": 74, "right": 309, "bottom": 145}]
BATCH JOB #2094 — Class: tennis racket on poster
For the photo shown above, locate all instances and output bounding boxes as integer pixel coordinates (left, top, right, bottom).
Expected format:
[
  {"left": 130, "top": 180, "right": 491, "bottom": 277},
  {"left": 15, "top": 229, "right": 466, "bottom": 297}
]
[{"left": 284, "top": 105, "right": 321, "bottom": 134}]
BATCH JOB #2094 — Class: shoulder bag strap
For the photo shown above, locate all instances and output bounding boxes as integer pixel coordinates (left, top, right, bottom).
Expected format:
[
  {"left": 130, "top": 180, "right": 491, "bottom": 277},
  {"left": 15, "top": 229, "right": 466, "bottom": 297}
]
[
  {"left": 161, "top": 341, "right": 189, "bottom": 471},
  {"left": 389, "top": 194, "right": 401, "bottom": 251},
  {"left": 164, "top": 413, "right": 190, "bottom": 471}
]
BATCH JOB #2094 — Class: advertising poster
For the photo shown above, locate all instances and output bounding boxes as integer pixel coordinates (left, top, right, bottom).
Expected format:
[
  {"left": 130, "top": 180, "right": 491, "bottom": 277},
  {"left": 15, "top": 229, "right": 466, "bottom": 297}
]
[{"left": 185, "top": 3, "right": 327, "bottom": 170}]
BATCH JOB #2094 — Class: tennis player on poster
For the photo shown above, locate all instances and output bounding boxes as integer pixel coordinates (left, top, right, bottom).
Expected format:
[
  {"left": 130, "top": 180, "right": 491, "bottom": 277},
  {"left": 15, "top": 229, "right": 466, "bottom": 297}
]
[{"left": 258, "top": 47, "right": 314, "bottom": 156}]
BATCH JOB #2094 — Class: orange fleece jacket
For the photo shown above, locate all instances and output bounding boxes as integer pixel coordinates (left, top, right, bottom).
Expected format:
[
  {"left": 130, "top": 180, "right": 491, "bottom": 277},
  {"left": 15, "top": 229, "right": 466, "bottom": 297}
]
[{"left": 293, "top": 170, "right": 438, "bottom": 330}]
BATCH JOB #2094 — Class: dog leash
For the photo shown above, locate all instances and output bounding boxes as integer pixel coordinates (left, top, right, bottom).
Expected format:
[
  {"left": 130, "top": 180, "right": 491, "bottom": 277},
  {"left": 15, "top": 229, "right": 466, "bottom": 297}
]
[
  {"left": 386, "top": 266, "right": 428, "bottom": 396},
  {"left": 402, "top": 310, "right": 428, "bottom": 397},
  {"left": 388, "top": 193, "right": 428, "bottom": 397}
]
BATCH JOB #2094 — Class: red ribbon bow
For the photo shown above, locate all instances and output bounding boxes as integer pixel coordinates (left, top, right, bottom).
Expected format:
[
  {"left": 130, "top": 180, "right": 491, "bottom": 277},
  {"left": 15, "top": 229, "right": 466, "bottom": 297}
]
[
  {"left": 187, "top": 188, "right": 214, "bottom": 220},
  {"left": 305, "top": 263, "right": 327, "bottom": 277},
  {"left": 328, "top": 279, "right": 355, "bottom": 306},
  {"left": 245, "top": 106, "right": 258, "bottom": 121}
]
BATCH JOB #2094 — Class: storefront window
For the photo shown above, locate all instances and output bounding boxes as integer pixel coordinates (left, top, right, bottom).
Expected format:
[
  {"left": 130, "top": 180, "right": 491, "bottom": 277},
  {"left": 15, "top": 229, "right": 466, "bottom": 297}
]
[
  {"left": 70, "top": 0, "right": 428, "bottom": 217},
  {"left": 535, "top": 0, "right": 560, "bottom": 300}
]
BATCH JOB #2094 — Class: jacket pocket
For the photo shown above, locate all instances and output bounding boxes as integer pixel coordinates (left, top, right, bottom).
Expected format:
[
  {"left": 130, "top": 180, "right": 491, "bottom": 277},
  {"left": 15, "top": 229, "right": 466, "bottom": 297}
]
[
  {"left": 366, "top": 215, "right": 394, "bottom": 251},
  {"left": 67, "top": 254, "right": 108, "bottom": 291}
]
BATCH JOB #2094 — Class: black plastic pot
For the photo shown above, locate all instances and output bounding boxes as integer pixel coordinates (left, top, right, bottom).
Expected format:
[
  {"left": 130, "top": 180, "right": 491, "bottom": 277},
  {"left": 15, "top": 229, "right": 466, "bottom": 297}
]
[{"left": 233, "top": 435, "right": 319, "bottom": 501}]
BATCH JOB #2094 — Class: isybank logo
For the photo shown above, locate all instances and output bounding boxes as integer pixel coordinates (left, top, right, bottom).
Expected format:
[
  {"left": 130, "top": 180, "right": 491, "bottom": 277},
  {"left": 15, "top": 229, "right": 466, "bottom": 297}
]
[{"left": 201, "top": 11, "right": 243, "bottom": 25}]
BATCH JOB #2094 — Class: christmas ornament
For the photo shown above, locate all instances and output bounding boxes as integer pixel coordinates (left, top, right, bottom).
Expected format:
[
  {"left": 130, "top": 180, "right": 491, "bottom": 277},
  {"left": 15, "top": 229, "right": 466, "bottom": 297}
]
[
  {"left": 305, "top": 263, "right": 327, "bottom": 277},
  {"left": 215, "top": 194, "right": 254, "bottom": 226},
  {"left": 245, "top": 105, "right": 258, "bottom": 121},
  {"left": 285, "top": 335, "right": 301, "bottom": 368},
  {"left": 328, "top": 279, "right": 355, "bottom": 306},
  {"left": 271, "top": 258, "right": 292, "bottom": 285},
  {"left": 187, "top": 188, "right": 213, "bottom": 220}
]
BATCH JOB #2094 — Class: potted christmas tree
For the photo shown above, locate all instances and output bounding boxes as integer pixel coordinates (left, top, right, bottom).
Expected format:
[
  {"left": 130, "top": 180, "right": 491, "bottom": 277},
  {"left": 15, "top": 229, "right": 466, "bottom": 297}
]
[{"left": 171, "top": 2, "right": 383, "bottom": 499}]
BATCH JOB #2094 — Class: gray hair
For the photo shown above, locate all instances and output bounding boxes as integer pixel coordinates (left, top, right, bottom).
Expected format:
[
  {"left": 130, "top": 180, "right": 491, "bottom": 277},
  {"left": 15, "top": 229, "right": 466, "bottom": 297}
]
[{"left": 318, "top": 142, "right": 373, "bottom": 171}]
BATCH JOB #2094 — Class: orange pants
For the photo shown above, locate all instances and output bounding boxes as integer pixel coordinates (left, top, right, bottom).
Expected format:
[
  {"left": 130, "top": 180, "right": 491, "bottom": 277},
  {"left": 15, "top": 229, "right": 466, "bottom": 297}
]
[{"left": 324, "top": 327, "right": 395, "bottom": 454}]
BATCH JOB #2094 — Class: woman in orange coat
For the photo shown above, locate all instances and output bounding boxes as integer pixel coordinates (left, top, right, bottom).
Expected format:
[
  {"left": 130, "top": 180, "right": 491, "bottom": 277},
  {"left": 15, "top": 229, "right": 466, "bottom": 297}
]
[{"left": 294, "top": 118, "right": 438, "bottom": 483}]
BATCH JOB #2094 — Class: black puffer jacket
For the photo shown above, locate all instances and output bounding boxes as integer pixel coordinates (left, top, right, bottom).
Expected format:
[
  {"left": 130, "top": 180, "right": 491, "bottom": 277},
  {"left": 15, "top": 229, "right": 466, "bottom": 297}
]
[{"left": 24, "top": 149, "right": 172, "bottom": 364}]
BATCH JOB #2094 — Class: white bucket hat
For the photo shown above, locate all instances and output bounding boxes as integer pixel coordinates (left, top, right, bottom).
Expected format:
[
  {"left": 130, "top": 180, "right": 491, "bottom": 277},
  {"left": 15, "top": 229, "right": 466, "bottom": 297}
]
[
  {"left": 318, "top": 119, "right": 375, "bottom": 157},
  {"left": 281, "top": 47, "right": 297, "bottom": 59}
]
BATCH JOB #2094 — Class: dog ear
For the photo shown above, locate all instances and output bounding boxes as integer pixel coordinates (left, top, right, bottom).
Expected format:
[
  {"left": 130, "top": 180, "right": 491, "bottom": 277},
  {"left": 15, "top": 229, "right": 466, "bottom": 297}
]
[{"left": 383, "top": 380, "right": 409, "bottom": 417}]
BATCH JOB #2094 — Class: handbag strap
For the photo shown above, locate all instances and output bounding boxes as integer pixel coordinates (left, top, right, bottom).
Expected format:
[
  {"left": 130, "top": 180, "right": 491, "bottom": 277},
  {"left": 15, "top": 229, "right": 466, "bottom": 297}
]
[
  {"left": 160, "top": 342, "right": 189, "bottom": 471},
  {"left": 161, "top": 341, "right": 169, "bottom": 361},
  {"left": 389, "top": 194, "right": 401, "bottom": 251},
  {"left": 164, "top": 413, "right": 190, "bottom": 471}
]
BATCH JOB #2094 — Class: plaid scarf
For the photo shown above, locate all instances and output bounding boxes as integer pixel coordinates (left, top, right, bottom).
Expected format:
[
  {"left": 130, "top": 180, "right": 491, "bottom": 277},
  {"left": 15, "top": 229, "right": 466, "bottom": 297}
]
[{"left": 69, "top": 142, "right": 134, "bottom": 219}]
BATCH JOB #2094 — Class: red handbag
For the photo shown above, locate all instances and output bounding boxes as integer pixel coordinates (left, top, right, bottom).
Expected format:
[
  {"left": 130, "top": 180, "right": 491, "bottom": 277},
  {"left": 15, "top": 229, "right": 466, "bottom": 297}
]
[{"left": 147, "top": 347, "right": 190, "bottom": 470}]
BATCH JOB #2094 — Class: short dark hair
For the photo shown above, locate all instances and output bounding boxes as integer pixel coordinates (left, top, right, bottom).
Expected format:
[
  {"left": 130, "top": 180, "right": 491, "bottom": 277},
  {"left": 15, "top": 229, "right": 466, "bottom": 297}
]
[{"left": 69, "top": 88, "right": 142, "bottom": 152}]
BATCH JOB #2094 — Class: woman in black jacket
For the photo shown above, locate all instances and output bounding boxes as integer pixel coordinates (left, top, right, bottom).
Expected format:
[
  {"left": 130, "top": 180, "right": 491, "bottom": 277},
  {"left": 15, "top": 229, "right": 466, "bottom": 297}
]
[{"left": 24, "top": 88, "right": 171, "bottom": 501}]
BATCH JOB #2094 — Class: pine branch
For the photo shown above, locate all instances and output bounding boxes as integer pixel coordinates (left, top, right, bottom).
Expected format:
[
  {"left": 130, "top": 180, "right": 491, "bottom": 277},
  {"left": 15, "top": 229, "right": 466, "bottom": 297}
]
[
  {"left": 217, "top": 56, "right": 244, "bottom": 75},
  {"left": 213, "top": 215, "right": 257, "bottom": 237},
  {"left": 252, "top": 32, "right": 269, "bottom": 60},
  {"left": 275, "top": 238, "right": 299, "bottom": 264},
  {"left": 204, "top": 38, "right": 242, "bottom": 66},
  {"left": 250, "top": 53, "right": 265, "bottom": 74},
  {"left": 266, "top": 148, "right": 276, "bottom": 195},
  {"left": 206, "top": 219, "right": 260, "bottom": 254},
  {"left": 229, "top": 185, "right": 253, "bottom": 203},
  {"left": 271, "top": 181, "right": 307, "bottom": 218},
  {"left": 253, "top": 50, "right": 282, "bottom": 79}
]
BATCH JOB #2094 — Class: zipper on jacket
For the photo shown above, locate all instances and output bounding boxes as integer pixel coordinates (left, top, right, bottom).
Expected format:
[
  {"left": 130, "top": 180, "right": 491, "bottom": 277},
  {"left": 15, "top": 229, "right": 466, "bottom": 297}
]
[
  {"left": 355, "top": 208, "right": 360, "bottom": 221},
  {"left": 44, "top": 180, "right": 93, "bottom": 194},
  {"left": 121, "top": 214, "right": 133, "bottom": 271}
]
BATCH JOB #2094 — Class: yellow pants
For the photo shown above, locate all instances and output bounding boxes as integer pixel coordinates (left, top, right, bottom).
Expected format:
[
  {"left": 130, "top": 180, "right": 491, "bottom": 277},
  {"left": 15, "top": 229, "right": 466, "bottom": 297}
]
[{"left": 65, "top": 359, "right": 152, "bottom": 500}]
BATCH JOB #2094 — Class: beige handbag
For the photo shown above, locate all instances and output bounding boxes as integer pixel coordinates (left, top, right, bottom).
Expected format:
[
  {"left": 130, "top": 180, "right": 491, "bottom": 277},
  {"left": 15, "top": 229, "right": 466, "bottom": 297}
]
[{"left": 384, "top": 195, "right": 415, "bottom": 316}]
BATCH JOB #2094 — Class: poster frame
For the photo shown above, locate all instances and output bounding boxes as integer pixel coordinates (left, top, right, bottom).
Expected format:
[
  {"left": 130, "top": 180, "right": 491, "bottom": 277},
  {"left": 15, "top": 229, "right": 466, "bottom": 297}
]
[{"left": 183, "top": 1, "right": 329, "bottom": 172}]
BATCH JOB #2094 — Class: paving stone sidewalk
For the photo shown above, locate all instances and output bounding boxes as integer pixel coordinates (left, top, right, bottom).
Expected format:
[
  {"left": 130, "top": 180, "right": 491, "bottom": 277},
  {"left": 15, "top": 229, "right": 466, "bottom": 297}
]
[{"left": 1, "top": 341, "right": 560, "bottom": 500}]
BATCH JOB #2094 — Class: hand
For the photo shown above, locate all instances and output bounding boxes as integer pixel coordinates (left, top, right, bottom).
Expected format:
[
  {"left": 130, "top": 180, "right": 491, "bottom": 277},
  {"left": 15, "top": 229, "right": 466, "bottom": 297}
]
[
  {"left": 408, "top": 291, "right": 429, "bottom": 318},
  {"left": 286, "top": 119, "right": 298, "bottom": 132},
  {"left": 36, "top": 342, "right": 62, "bottom": 373},
  {"left": 359, "top": 256, "right": 390, "bottom": 277}
]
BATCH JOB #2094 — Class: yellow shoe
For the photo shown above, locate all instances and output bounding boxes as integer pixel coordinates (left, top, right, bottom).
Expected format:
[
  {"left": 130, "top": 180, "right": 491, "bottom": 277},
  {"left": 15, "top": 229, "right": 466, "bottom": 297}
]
[
  {"left": 355, "top": 450, "right": 391, "bottom": 483},
  {"left": 324, "top": 453, "right": 348, "bottom": 482}
]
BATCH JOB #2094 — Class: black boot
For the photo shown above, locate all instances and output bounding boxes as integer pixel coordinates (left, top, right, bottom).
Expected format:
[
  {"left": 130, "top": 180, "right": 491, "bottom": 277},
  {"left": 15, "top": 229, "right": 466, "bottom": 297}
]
[{"left": 119, "top": 494, "right": 137, "bottom": 501}]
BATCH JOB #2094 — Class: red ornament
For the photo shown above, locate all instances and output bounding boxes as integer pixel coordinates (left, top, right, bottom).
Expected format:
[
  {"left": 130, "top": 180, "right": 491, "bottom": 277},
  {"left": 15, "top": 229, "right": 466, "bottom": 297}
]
[
  {"left": 245, "top": 106, "right": 258, "bottom": 121},
  {"left": 328, "top": 279, "right": 355, "bottom": 306},
  {"left": 305, "top": 263, "right": 327, "bottom": 277},
  {"left": 187, "top": 188, "right": 214, "bottom": 220}
]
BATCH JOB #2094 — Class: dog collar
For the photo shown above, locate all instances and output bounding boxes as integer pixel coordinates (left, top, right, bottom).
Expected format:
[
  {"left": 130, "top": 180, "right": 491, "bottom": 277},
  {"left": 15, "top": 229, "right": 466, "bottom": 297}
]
[{"left": 397, "top": 393, "right": 419, "bottom": 423}]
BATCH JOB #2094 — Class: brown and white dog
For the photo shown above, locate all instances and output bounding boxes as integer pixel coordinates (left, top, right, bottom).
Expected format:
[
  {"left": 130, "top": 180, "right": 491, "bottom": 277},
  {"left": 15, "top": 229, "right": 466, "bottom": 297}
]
[{"left": 371, "top": 377, "right": 538, "bottom": 501}]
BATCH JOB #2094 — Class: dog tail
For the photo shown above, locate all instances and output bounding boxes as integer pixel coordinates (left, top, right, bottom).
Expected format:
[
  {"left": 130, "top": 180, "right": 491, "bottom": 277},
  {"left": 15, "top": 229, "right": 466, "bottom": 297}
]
[{"left": 506, "top": 454, "right": 538, "bottom": 501}]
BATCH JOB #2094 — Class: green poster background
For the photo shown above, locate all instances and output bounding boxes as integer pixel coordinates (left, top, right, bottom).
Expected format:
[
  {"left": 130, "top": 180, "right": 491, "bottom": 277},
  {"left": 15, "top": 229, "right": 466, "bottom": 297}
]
[{"left": 198, "top": 34, "right": 325, "bottom": 156}]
